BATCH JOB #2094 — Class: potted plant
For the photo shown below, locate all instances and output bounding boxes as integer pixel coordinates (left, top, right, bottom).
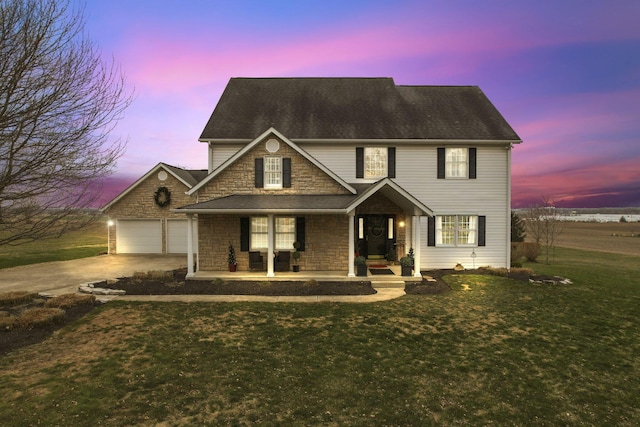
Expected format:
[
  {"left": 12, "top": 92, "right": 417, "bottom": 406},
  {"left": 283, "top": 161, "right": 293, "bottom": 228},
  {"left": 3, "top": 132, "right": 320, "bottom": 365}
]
[
  {"left": 355, "top": 256, "right": 367, "bottom": 277},
  {"left": 227, "top": 242, "right": 237, "bottom": 272},
  {"left": 292, "top": 241, "right": 301, "bottom": 272},
  {"left": 400, "top": 256, "right": 413, "bottom": 276}
]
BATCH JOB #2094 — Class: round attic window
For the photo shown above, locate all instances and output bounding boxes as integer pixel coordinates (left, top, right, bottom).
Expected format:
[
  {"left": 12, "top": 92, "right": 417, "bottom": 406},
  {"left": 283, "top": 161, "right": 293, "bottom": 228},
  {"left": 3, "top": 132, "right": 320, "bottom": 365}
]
[
  {"left": 266, "top": 138, "right": 280, "bottom": 153},
  {"left": 157, "top": 171, "right": 168, "bottom": 181}
]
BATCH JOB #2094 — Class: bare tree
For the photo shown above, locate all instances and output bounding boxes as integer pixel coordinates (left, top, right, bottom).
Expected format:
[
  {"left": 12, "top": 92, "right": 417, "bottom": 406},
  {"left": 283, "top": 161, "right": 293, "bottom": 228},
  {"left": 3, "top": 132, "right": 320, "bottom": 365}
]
[
  {"left": 523, "top": 197, "right": 564, "bottom": 264},
  {"left": 0, "top": 0, "right": 132, "bottom": 245}
]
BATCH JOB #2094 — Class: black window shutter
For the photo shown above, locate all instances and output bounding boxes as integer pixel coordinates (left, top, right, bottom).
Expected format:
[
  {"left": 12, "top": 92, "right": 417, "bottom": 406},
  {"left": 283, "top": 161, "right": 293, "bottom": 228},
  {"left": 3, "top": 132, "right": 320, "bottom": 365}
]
[
  {"left": 255, "top": 158, "right": 264, "bottom": 188},
  {"left": 283, "top": 158, "right": 291, "bottom": 188},
  {"left": 388, "top": 147, "right": 396, "bottom": 178},
  {"left": 240, "top": 217, "right": 250, "bottom": 251},
  {"left": 296, "top": 217, "right": 306, "bottom": 251},
  {"left": 355, "top": 147, "right": 364, "bottom": 178},
  {"left": 428, "top": 216, "right": 436, "bottom": 246},
  {"left": 437, "top": 148, "right": 445, "bottom": 179},
  {"left": 469, "top": 148, "right": 477, "bottom": 179},
  {"left": 478, "top": 215, "right": 486, "bottom": 247}
]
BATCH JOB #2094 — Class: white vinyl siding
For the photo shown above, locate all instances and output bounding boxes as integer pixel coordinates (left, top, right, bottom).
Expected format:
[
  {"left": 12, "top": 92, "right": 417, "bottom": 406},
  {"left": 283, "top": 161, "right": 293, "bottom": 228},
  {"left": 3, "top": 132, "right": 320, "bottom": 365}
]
[
  {"left": 282, "top": 142, "right": 510, "bottom": 268},
  {"left": 209, "top": 143, "right": 245, "bottom": 172}
]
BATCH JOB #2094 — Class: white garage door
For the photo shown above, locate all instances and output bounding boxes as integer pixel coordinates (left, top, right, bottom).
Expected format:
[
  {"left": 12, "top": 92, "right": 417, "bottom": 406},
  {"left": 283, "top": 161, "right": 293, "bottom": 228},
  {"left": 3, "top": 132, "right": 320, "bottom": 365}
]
[
  {"left": 116, "top": 219, "right": 162, "bottom": 254},
  {"left": 167, "top": 219, "right": 197, "bottom": 254}
]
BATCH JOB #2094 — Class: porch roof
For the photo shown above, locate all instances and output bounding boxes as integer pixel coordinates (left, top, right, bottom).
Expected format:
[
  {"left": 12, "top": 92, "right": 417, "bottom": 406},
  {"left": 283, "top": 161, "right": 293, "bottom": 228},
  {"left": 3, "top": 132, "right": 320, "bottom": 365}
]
[
  {"left": 174, "top": 179, "right": 432, "bottom": 216},
  {"left": 175, "top": 194, "right": 358, "bottom": 214}
]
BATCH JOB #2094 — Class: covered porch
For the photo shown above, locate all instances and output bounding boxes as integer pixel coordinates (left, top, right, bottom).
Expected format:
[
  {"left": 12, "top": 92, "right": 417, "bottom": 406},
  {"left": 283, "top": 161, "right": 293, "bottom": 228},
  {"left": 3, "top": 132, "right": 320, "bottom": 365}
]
[{"left": 174, "top": 179, "right": 432, "bottom": 279}]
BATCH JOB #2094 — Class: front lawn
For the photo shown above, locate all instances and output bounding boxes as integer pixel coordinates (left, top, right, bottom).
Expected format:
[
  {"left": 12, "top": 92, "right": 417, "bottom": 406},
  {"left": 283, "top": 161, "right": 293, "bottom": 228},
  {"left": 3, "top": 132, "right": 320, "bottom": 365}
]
[
  {"left": 0, "top": 219, "right": 107, "bottom": 269},
  {"left": 0, "top": 247, "right": 638, "bottom": 425}
]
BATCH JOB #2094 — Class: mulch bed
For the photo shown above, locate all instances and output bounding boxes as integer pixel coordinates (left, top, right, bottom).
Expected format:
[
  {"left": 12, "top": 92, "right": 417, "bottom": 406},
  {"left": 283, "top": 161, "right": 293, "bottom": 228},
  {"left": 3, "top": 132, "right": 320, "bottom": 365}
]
[
  {"left": 0, "top": 303, "right": 99, "bottom": 357},
  {"left": 101, "top": 270, "right": 377, "bottom": 296}
]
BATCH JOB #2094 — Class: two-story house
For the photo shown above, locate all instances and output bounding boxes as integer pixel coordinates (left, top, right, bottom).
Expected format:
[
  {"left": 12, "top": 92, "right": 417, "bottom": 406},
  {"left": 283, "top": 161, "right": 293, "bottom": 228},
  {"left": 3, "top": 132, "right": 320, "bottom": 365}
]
[{"left": 102, "top": 77, "right": 521, "bottom": 278}]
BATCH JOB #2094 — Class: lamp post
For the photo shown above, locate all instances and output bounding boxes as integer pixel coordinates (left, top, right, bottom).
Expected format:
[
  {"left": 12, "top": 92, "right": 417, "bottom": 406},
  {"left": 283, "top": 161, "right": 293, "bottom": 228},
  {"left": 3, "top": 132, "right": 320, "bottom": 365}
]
[{"left": 107, "top": 220, "right": 114, "bottom": 254}]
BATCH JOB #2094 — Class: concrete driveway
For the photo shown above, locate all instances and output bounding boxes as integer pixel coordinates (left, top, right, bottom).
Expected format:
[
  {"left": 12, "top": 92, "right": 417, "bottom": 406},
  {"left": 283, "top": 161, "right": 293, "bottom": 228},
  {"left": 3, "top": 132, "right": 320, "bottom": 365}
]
[{"left": 0, "top": 255, "right": 187, "bottom": 296}]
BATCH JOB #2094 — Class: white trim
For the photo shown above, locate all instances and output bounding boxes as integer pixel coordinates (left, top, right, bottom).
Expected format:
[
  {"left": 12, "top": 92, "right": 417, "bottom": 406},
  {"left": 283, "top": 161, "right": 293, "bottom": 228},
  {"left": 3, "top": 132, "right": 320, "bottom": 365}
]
[
  {"left": 346, "top": 178, "right": 432, "bottom": 215},
  {"left": 189, "top": 127, "right": 357, "bottom": 195}
]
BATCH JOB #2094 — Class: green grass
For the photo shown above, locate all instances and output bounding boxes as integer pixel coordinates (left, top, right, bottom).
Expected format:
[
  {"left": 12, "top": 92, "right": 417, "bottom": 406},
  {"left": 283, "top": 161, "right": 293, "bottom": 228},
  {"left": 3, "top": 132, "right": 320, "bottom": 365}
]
[
  {"left": 0, "top": 247, "right": 638, "bottom": 425},
  {"left": 0, "top": 221, "right": 107, "bottom": 269}
]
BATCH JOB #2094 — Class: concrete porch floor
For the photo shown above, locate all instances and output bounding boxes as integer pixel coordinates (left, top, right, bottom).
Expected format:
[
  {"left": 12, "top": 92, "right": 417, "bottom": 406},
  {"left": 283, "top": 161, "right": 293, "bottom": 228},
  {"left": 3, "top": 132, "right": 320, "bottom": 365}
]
[{"left": 189, "top": 264, "right": 422, "bottom": 286}]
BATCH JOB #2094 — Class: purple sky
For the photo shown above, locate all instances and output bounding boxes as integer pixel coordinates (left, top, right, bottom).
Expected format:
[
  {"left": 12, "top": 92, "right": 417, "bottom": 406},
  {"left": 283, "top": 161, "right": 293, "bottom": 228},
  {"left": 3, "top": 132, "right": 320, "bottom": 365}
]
[{"left": 84, "top": 0, "right": 640, "bottom": 208}]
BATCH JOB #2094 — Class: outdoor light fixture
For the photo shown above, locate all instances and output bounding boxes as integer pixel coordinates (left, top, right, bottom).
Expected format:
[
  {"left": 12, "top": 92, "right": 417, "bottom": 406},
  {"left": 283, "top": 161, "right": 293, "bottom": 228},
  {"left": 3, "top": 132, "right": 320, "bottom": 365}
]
[
  {"left": 107, "top": 220, "right": 114, "bottom": 227},
  {"left": 399, "top": 220, "right": 405, "bottom": 228}
]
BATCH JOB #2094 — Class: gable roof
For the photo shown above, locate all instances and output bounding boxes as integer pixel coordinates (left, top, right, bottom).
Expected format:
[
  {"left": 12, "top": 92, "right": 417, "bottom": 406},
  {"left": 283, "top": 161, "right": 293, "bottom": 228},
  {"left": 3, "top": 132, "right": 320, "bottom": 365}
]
[
  {"left": 100, "top": 163, "right": 207, "bottom": 212},
  {"left": 188, "top": 127, "right": 356, "bottom": 195},
  {"left": 199, "top": 78, "right": 521, "bottom": 142}
]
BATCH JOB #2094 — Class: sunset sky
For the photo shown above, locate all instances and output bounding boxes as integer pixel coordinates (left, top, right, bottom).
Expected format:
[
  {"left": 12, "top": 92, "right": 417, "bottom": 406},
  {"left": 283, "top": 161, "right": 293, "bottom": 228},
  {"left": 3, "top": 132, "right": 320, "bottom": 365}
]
[{"left": 84, "top": 0, "right": 640, "bottom": 208}]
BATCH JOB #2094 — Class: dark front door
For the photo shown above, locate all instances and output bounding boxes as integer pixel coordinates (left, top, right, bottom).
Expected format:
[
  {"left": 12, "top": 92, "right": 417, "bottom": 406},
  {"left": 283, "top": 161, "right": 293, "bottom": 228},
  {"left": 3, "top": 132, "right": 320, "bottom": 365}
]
[{"left": 357, "top": 215, "right": 395, "bottom": 260}]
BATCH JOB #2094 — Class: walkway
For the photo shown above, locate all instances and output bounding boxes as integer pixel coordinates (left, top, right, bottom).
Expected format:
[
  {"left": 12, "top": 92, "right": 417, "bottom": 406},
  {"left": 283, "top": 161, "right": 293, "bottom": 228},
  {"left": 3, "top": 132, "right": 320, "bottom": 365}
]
[{"left": 0, "top": 255, "right": 411, "bottom": 303}]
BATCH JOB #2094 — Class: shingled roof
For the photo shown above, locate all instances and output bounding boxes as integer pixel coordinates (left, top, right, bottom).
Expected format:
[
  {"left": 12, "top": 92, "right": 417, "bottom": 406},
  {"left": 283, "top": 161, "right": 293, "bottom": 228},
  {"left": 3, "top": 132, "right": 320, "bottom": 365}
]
[{"left": 199, "top": 78, "right": 521, "bottom": 141}]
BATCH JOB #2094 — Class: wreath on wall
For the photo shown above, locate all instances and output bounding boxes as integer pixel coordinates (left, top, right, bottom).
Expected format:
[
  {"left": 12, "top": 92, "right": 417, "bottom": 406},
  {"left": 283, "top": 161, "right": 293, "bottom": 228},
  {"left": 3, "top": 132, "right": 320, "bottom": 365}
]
[{"left": 154, "top": 186, "right": 171, "bottom": 208}]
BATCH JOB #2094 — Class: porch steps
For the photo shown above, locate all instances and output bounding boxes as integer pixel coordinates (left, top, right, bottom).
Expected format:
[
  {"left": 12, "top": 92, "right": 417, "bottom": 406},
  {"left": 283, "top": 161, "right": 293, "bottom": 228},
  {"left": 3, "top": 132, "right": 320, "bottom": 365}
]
[{"left": 372, "top": 281, "right": 406, "bottom": 289}]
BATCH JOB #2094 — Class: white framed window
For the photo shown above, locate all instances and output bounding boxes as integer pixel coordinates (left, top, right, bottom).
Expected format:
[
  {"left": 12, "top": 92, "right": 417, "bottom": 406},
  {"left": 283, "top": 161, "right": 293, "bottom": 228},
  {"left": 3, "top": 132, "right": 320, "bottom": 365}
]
[
  {"left": 275, "top": 217, "right": 296, "bottom": 250},
  {"left": 364, "top": 147, "right": 387, "bottom": 179},
  {"left": 446, "top": 148, "right": 468, "bottom": 178},
  {"left": 250, "top": 216, "right": 296, "bottom": 250},
  {"left": 250, "top": 217, "right": 269, "bottom": 250},
  {"left": 264, "top": 156, "right": 282, "bottom": 188},
  {"left": 436, "top": 215, "right": 477, "bottom": 246}
]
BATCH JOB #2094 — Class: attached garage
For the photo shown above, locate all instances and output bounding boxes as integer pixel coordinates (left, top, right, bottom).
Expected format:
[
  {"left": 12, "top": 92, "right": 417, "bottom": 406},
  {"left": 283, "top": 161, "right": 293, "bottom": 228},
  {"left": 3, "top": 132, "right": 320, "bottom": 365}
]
[
  {"left": 116, "top": 219, "right": 162, "bottom": 254},
  {"left": 167, "top": 219, "right": 197, "bottom": 254}
]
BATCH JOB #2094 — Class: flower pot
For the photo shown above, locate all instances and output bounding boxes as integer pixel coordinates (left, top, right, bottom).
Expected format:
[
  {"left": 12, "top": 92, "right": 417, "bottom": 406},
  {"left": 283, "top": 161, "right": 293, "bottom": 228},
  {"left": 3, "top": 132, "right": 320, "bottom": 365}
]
[
  {"left": 356, "top": 264, "right": 368, "bottom": 277},
  {"left": 401, "top": 265, "right": 413, "bottom": 276},
  {"left": 229, "top": 264, "right": 237, "bottom": 272},
  {"left": 292, "top": 265, "right": 300, "bottom": 272}
]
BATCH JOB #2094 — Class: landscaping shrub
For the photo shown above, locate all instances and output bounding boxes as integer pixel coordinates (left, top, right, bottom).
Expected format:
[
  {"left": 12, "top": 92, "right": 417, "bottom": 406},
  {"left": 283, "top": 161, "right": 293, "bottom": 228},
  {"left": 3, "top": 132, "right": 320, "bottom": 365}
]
[
  {"left": 522, "top": 242, "right": 541, "bottom": 262},
  {"left": 478, "top": 266, "right": 509, "bottom": 277},
  {"left": 44, "top": 294, "right": 96, "bottom": 309},
  {"left": 16, "top": 308, "right": 65, "bottom": 329},
  {"left": 0, "top": 291, "right": 39, "bottom": 307},
  {"left": 511, "top": 242, "right": 525, "bottom": 264}
]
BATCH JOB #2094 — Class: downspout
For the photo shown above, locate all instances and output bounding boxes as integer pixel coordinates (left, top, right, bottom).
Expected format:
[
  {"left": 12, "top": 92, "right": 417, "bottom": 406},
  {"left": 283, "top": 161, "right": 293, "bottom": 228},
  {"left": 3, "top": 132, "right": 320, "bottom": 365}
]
[{"left": 506, "top": 144, "right": 512, "bottom": 269}]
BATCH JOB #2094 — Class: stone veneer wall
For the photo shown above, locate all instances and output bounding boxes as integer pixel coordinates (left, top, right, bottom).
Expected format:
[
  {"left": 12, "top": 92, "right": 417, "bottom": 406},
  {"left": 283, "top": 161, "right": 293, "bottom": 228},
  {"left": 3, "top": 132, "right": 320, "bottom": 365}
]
[
  {"left": 105, "top": 171, "right": 196, "bottom": 254},
  {"left": 198, "top": 214, "right": 350, "bottom": 272},
  {"left": 197, "top": 136, "right": 352, "bottom": 200}
]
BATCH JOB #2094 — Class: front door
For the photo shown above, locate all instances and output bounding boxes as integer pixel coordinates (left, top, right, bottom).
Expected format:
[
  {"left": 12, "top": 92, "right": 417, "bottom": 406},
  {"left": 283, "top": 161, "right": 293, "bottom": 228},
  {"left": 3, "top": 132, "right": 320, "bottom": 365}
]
[{"left": 357, "top": 215, "right": 396, "bottom": 260}]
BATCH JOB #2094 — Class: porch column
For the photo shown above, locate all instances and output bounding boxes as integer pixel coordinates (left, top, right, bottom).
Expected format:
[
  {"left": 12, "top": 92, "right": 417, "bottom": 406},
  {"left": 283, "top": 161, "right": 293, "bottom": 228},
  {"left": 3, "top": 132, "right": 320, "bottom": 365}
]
[
  {"left": 348, "top": 211, "right": 355, "bottom": 277},
  {"left": 413, "top": 215, "right": 421, "bottom": 277},
  {"left": 267, "top": 214, "right": 275, "bottom": 277},
  {"left": 186, "top": 213, "right": 194, "bottom": 278}
]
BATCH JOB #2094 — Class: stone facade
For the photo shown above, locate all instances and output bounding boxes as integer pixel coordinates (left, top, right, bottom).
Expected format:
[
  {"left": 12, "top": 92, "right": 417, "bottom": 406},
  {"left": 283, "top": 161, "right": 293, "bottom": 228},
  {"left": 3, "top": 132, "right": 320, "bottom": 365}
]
[
  {"left": 197, "top": 136, "right": 351, "bottom": 200},
  {"left": 104, "top": 169, "right": 196, "bottom": 254},
  {"left": 197, "top": 214, "right": 350, "bottom": 272}
]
